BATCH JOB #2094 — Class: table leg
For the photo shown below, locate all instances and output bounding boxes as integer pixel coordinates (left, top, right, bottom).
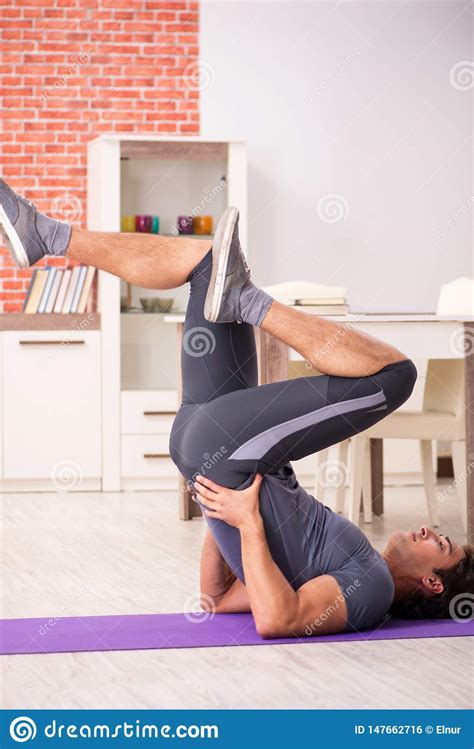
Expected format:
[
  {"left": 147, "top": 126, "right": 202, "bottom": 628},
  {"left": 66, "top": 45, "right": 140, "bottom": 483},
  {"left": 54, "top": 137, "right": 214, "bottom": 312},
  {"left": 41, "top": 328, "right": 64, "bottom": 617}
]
[
  {"left": 176, "top": 321, "right": 202, "bottom": 521},
  {"left": 464, "top": 323, "right": 474, "bottom": 541},
  {"left": 370, "top": 438, "right": 384, "bottom": 515},
  {"left": 256, "top": 327, "right": 289, "bottom": 385}
]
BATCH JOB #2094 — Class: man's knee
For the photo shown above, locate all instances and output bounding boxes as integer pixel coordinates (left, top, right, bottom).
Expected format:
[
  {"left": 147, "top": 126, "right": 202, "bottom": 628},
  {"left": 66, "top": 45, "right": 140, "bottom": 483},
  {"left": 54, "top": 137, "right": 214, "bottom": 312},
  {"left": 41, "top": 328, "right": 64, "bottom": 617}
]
[{"left": 382, "top": 358, "right": 418, "bottom": 411}]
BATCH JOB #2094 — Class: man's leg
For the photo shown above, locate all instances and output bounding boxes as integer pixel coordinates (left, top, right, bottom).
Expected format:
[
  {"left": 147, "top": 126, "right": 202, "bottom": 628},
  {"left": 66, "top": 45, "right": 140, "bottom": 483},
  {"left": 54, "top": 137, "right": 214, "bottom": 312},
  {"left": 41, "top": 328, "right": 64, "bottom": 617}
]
[
  {"left": 169, "top": 249, "right": 258, "bottom": 475},
  {"left": 259, "top": 300, "right": 406, "bottom": 377},
  {"left": 0, "top": 178, "right": 212, "bottom": 288},
  {"left": 171, "top": 284, "right": 417, "bottom": 488},
  {"left": 68, "top": 228, "right": 211, "bottom": 290},
  {"left": 173, "top": 301, "right": 417, "bottom": 582}
]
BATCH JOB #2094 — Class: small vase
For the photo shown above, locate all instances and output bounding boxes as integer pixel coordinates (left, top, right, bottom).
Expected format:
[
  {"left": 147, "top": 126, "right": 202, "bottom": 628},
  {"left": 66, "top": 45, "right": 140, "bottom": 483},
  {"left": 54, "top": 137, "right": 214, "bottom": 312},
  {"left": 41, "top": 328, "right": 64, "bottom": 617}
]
[
  {"left": 194, "top": 215, "right": 213, "bottom": 235},
  {"left": 177, "top": 215, "right": 194, "bottom": 234},
  {"left": 136, "top": 215, "right": 152, "bottom": 233},
  {"left": 121, "top": 215, "right": 136, "bottom": 232}
]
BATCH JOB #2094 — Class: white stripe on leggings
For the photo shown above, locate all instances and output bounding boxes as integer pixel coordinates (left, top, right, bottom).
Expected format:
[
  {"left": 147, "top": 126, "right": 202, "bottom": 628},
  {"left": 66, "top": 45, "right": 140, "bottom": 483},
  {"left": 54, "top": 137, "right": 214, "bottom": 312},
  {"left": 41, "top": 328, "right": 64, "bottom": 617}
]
[{"left": 227, "top": 389, "right": 387, "bottom": 461}]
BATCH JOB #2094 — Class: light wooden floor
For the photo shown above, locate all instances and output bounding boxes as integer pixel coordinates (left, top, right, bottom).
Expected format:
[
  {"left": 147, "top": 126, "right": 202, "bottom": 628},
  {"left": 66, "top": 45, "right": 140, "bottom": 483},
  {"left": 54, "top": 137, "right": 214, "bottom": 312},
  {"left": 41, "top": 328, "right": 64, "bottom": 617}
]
[{"left": 1, "top": 481, "right": 471, "bottom": 709}]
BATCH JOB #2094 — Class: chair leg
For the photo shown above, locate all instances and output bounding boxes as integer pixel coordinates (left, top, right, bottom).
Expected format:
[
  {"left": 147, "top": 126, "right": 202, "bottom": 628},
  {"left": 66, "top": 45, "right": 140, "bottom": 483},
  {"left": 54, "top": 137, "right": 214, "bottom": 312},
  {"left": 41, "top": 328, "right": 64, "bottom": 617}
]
[
  {"left": 348, "top": 437, "right": 367, "bottom": 524},
  {"left": 314, "top": 448, "right": 330, "bottom": 502},
  {"left": 419, "top": 440, "right": 440, "bottom": 527},
  {"left": 335, "top": 440, "right": 350, "bottom": 514},
  {"left": 451, "top": 440, "right": 467, "bottom": 533},
  {"left": 362, "top": 440, "right": 372, "bottom": 523}
]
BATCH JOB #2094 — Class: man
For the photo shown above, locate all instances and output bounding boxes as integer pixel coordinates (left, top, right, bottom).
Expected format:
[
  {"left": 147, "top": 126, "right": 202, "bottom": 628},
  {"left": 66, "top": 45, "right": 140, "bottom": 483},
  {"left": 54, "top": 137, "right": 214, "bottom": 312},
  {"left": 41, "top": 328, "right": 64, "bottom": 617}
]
[{"left": 0, "top": 181, "right": 472, "bottom": 636}]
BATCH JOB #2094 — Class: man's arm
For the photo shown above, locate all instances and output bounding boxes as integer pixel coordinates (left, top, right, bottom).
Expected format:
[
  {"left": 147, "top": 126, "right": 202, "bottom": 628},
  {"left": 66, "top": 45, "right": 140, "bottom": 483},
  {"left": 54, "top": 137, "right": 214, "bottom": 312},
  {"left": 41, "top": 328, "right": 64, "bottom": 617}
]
[
  {"left": 200, "top": 526, "right": 250, "bottom": 613},
  {"left": 194, "top": 474, "right": 347, "bottom": 637},
  {"left": 239, "top": 517, "right": 347, "bottom": 637}
]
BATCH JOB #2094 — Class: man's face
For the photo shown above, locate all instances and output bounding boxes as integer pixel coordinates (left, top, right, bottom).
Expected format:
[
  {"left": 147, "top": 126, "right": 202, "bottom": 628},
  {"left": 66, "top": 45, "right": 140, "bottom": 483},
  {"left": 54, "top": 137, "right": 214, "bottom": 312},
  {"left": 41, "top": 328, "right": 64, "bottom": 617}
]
[{"left": 385, "top": 526, "right": 465, "bottom": 593}]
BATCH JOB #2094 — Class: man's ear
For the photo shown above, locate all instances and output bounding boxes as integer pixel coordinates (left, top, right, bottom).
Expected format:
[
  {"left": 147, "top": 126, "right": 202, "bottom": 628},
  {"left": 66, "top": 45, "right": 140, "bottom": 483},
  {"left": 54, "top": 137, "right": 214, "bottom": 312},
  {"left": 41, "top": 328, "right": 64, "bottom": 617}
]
[{"left": 420, "top": 573, "right": 444, "bottom": 596}]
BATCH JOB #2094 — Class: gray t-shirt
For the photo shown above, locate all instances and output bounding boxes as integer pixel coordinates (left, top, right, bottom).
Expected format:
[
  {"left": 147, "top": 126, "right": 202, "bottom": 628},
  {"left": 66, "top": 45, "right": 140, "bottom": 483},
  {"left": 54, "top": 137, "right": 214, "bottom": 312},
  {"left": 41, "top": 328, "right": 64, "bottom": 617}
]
[{"left": 254, "top": 465, "right": 395, "bottom": 632}]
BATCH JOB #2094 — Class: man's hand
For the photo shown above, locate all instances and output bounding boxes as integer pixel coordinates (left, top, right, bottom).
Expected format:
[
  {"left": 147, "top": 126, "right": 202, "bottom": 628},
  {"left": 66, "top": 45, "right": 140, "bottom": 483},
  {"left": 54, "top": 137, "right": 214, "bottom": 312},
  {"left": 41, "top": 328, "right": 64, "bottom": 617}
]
[{"left": 193, "top": 473, "right": 263, "bottom": 529}]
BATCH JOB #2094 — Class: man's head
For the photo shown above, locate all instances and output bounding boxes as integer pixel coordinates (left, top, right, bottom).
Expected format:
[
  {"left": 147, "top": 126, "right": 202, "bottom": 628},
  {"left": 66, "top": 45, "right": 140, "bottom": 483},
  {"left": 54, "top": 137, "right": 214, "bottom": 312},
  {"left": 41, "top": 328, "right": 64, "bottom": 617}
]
[{"left": 383, "top": 526, "right": 473, "bottom": 619}]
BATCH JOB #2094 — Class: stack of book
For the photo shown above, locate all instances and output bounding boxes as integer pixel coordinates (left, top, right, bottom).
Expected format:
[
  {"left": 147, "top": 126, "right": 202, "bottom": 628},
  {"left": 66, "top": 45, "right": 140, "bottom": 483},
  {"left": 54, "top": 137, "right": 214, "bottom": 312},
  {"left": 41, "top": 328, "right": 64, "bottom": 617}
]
[
  {"left": 23, "top": 266, "right": 96, "bottom": 314},
  {"left": 262, "top": 281, "right": 349, "bottom": 315}
]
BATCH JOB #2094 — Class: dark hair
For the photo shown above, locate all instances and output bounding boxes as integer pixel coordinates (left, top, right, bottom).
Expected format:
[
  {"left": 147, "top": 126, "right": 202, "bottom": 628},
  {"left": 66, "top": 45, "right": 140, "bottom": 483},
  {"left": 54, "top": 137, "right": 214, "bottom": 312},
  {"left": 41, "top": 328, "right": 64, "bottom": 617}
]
[{"left": 390, "top": 545, "right": 474, "bottom": 620}]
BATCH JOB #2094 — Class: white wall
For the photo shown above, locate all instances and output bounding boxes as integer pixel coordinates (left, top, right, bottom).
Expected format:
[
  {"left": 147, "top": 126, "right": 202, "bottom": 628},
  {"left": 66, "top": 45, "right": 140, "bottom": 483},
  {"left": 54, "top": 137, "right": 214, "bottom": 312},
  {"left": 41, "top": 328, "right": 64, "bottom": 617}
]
[{"left": 201, "top": 0, "right": 472, "bottom": 313}]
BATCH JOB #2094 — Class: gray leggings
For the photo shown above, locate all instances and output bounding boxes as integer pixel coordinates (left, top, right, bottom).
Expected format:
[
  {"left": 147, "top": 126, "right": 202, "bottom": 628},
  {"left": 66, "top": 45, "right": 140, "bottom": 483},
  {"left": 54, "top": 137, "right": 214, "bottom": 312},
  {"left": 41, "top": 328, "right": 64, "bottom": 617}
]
[{"left": 169, "top": 250, "right": 417, "bottom": 556}]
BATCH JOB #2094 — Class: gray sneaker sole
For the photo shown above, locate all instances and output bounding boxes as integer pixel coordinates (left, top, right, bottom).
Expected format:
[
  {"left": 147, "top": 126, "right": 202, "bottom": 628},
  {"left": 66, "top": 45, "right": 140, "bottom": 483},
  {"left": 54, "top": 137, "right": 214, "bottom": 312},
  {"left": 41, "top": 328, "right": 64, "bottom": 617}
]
[
  {"left": 204, "top": 206, "right": 240, "bottom": 323},
  {"left": 0, "top": 204, "right": 30, "bottom": 269}
]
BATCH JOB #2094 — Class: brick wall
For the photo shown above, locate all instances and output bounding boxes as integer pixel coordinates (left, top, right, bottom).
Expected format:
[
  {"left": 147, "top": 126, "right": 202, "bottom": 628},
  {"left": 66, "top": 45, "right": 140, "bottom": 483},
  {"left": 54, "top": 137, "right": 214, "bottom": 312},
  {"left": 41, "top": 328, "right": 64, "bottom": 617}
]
[{"left": 0, "top": 0, "right": 200, "bottom": 312}]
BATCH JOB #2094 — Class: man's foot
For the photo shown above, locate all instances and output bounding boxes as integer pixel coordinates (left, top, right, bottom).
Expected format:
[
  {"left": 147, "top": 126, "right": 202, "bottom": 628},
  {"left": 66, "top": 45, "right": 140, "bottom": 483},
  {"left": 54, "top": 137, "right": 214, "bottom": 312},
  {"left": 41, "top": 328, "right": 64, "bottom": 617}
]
[
  {"left": 204, "top": 206, "right": 251, "bottom": 323},
  {"left": 0, "top": 179, "right": 71, "bottom": 268}
]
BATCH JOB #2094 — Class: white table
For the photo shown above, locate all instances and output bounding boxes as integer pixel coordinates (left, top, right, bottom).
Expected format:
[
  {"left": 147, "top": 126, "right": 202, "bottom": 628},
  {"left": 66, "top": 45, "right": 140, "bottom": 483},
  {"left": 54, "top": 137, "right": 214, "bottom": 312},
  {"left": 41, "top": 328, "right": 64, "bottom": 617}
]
[{"left": 165, "top": 312, "right": 474, "bottom": 537}]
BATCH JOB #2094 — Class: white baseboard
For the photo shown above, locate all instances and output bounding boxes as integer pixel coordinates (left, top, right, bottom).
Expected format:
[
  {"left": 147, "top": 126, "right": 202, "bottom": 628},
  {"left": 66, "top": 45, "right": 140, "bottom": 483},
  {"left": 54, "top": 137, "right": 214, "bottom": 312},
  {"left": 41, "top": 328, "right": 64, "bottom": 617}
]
[{"left": 0, "top": 478, "right": 101, "bottom": 492}]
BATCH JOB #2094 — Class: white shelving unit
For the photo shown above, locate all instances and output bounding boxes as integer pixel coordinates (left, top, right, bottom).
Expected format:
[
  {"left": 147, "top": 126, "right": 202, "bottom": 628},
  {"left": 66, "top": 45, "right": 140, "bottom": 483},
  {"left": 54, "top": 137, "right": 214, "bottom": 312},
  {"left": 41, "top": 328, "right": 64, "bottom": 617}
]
[{"left": 87, "top": 135, "right": 248, "bottom": 490}]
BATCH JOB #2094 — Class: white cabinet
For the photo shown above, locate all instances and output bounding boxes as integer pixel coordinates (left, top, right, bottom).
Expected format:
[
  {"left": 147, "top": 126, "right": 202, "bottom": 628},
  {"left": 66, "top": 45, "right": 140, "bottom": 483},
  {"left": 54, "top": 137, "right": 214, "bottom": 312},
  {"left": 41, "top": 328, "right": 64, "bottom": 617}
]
[
  {"left": 88, "top": 135, "right": 247, "bottom": 491},
  {"left": 120, "top": 390, "right": 178, "bottom": 489},
  {"left": 2, "top": 330, "right": 101, "bottom": 488}
]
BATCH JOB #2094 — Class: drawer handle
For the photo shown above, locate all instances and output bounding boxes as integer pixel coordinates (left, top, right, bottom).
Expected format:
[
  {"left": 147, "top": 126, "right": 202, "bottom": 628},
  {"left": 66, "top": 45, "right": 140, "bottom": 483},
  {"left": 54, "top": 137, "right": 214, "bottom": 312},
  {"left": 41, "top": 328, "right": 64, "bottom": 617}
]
[
  {"left": 143, "top": 452, "right": 169, "bottom": 458},
  {"left": 19, "top": 340, "right": 86, "bottom": 346},
  {"left": 143, "top": 411, "right": 176, "bottom": 416}
]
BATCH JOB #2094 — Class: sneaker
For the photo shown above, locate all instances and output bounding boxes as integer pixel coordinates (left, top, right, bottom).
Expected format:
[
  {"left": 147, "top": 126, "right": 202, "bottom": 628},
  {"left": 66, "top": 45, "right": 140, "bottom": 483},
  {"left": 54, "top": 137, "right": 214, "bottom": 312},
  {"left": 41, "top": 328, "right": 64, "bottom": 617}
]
[
  {"left": 204, "top": 206, "right": 250, "bottom": 323},
  {"left": 0, "top": 179, "right": 71, "bottom": 268}
]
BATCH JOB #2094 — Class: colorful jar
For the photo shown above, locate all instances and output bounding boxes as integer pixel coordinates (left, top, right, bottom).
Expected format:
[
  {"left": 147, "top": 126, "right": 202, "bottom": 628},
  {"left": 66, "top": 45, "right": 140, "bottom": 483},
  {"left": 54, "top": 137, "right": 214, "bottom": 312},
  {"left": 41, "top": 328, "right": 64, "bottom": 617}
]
[
  {"left": 151, "top": 216, "right": 160, "bottom": 234},
  {"left": 136, "top": 215, "right": 152, "bottom": 233},
  {"left": 194, "top": 215, "right": 213, "bottom": 235},
  {"left": 177, "top": 215, "right": 194, "bottom": 234},
  {"left": 121, "top": 215, "right": 136, "bottom": 232}
]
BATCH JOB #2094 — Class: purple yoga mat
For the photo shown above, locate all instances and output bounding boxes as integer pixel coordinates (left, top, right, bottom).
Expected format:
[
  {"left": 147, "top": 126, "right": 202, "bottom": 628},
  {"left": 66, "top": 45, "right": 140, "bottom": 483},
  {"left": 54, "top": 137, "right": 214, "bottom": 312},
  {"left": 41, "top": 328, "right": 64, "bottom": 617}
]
[{"left": 1, "top": 613, "right": 472, "bottom": 655}]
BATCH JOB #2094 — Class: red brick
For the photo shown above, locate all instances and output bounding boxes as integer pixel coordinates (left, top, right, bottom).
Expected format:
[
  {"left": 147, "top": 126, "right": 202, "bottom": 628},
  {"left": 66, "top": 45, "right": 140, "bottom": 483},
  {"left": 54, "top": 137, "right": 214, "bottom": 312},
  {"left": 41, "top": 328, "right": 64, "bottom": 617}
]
[
  {"left": 4, "top": 280, "right": 23, "bottom": 290},
  {"left": 1, "top": 0, "right": 200, "bottom": 312},
  {"left": 4, "top": 302, "right": 24, "bottom": 312},
  {"left": 180, "top": 123, "right": 199, "bottom": 133}
]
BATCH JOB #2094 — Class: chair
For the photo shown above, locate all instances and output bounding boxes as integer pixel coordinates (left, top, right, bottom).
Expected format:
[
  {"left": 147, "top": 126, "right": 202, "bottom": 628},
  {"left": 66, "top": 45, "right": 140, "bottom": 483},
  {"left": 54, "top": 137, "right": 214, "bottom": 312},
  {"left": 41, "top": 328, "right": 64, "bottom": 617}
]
[
  {"left": 314, "top": 440, "right": 372, "bottom": 524},
  {"left": 314, "top": 277, "right": 472, "bottom": 530},
  {"left": 348, "top": 359, "right": 466, "bottom": 529}
]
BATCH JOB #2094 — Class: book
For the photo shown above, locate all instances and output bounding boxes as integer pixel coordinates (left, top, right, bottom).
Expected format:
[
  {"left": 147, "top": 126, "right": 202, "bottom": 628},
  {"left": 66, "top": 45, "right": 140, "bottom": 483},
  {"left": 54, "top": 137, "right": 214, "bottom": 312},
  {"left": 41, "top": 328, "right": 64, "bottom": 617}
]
[
  {"left": 76, "top": 267, "right": 96, "bottom": 314},
  {"left": 291, "top": 297, "right": 347, "bottom": 306},
  {"left": 262, "top": 281, "right": 347, "bottom": 305},
  {"left": 292, "top": 303, "right": 350, "bottom": 315},
  {"left": 37, "top": 268, "right": 57, "bottom": 313},
  {"left": 61, "top": 266, "right": 82, "bottom": 313},
  {"left": 70, "top": 265, "right": 87, "bottom": 313},
  {"left": 44, "top": 269, "right": 63, "bottom": 313},
  {"left": 53, "top": 269, "right": 72, "bottom": 313},
  {"left": 24, "top": 269, "right": 49, "bottom": 313},
  {"left": 22, "top": 269, "right": 37, "bottom": 312}
]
